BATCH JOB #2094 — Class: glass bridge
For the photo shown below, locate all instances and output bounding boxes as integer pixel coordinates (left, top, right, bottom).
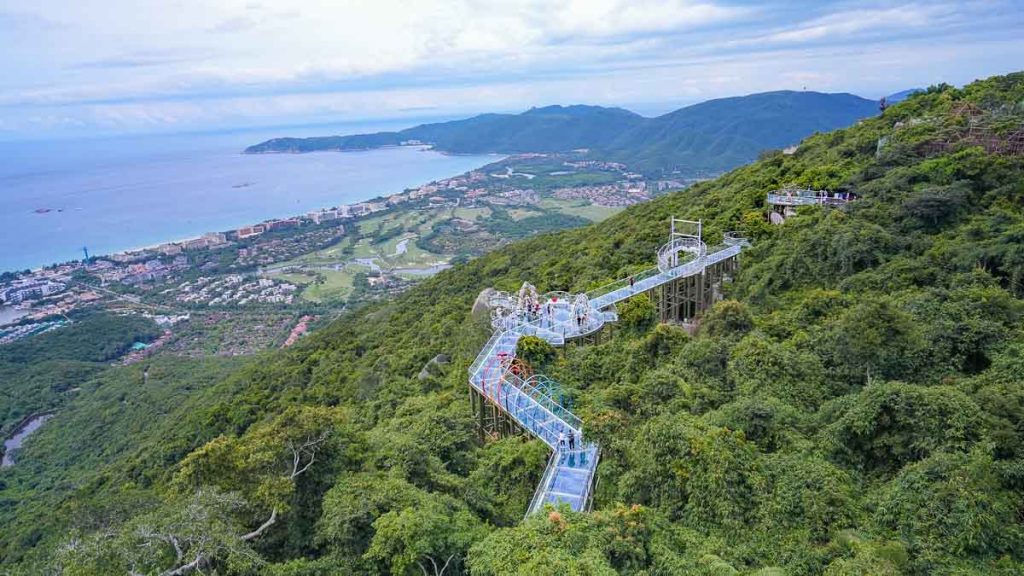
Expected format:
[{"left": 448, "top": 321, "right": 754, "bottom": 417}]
[{"left": 468, "top": 221, "right": 749, "bottom": 515}]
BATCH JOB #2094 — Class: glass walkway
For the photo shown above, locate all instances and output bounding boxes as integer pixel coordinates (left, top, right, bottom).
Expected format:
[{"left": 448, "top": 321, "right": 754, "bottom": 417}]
[{"left": 468, "top": 224, "right": 748, "bottom": 515}]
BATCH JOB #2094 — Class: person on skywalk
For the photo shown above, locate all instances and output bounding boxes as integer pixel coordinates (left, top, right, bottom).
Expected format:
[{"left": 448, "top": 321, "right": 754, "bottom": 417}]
[
  {"left": 558, "top": 431, "right": 566, "bottom": 450},
  {"left": 629, "top": 276, "right": 635, "bottom": 289},
  {"left": 568, "top": 431, "right": 576, "bottom": 451}
]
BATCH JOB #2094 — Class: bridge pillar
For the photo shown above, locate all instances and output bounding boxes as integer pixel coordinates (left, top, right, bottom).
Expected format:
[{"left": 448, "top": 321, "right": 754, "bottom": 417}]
[
  {"left": 655, "top": 254, "right": 739, "bottom": 323},
  {"left": 470, "top": 385, "right": 525, "bottom": 443}
]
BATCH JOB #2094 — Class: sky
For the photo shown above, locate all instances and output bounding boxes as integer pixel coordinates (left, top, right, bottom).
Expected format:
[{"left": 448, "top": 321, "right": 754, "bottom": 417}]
[{"left": 1, "top": 0, "right": 1023, "bottom": 140}]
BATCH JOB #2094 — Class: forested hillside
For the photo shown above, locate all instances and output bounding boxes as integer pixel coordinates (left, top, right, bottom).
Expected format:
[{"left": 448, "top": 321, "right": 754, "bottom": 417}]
[
  {"left": 244, "top": 91, "right": 877, "bottom": 176},
  {"left": 3, "top": 73, "right": 1024, "bottom": 575}
]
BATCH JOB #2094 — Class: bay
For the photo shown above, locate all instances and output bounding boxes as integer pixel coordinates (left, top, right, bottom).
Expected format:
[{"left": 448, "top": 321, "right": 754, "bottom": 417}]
[{"left": 0, "top": 125, "right": 495, "bottom": 272}]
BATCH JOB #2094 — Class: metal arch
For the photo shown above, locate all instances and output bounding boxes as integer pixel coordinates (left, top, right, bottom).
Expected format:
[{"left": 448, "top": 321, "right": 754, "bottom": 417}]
[
  {"left": 517, "top": 282, "right": 540, "bottom": 316},
  {"left": 571, "top": 293, "right": 592, "bottom": 318}
]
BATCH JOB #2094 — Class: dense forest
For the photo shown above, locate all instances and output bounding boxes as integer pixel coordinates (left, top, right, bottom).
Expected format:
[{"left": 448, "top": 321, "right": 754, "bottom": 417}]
[
  {"left": 0, "top": 313, "right": 160, "bottom": 439},
  {"left": 2, "top": 73, "right": 1024, "bottom": 574}
]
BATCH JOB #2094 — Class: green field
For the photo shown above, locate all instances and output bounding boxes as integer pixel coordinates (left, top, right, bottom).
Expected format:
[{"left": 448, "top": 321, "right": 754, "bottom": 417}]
[
  {"left": 298, "top": 269, "right": 359, "bottom": 303},
  {"left": 451, "top": 206, "right": 492, "bottom": 221},
  {"left": 539, "top": 198, "right": 624, "bottom": 222}
]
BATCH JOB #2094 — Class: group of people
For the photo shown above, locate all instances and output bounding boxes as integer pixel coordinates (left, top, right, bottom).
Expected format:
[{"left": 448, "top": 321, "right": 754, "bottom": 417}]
[{"left": 574, "top": 311, "right": 589, "bottom": 329}]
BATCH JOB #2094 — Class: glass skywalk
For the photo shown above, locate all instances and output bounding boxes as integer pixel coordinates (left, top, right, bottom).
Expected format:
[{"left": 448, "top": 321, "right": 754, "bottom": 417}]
[{"left": 468, "top": 223, "right": 748, "bottom": 516}]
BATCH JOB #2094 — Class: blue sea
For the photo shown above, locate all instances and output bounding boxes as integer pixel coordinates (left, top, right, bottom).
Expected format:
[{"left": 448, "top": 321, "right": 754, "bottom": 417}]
[{"left": 0, "top": 123, "right": 495, "bottom": 272}]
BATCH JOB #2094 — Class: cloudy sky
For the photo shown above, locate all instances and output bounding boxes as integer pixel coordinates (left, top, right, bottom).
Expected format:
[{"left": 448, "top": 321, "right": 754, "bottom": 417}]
[{"left": 1, "top": 0, "right": 1022, "bottom": 139}]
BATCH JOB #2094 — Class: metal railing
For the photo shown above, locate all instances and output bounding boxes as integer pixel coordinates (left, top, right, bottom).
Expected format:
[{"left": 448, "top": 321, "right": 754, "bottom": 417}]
[
  {"left": 475, "top": 372, "right": 570, "bottom": 449},
  {"left": 584, "top": 266, "right": 663, "bottom": 304},
  {"left": 657, "top": 237, "right": 706, "bottom": 272},
  {"left": 582, "top": 444, "right": 601, "bottom": 511}
]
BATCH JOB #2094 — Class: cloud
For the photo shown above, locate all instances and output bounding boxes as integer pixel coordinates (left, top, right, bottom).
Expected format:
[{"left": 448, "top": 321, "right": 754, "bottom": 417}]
[
  {"left": 759, "top": 4, "right": 950, "bottom": 44},
  {"left": 70, "top": 53, "right": 197, "bottom": 70},
  {"left": 0, "top": 0, "right": 1022, "bottom": 137}
]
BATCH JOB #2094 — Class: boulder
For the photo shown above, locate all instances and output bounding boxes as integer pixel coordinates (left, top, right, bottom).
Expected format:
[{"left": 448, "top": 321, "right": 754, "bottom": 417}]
[
  {"left": 418, "top": 353, "right": 451, "bottom": 380},
  {"left": 472, "top": 288, "right": 497, "bottom": 317}
]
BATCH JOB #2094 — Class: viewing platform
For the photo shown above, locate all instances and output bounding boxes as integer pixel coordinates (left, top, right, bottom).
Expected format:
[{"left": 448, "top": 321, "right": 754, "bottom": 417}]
[
  {"left": 468, "top": 219, "right": 749, "bottom": 516},
  {"left": 767, "top": 187, "right": 854, "bottom": 224},
  {"left": 766, "top": 187, "right": 854, "bottom": 207}
]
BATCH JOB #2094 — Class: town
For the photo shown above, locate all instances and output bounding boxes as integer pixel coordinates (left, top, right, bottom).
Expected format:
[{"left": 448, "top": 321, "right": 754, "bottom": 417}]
[{"left": 0, "top": 152, "right": 697, "bottom": 351}]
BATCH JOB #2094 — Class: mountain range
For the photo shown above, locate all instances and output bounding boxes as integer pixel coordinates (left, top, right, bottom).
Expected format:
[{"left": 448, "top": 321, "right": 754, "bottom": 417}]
[{"left": 245, "top": 90, "right": 881, "bottom": 175}]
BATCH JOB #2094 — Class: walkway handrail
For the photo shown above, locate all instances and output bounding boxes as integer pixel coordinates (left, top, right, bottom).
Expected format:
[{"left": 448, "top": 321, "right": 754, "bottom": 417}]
[
  {"left": 527, "top": 450, "right": 560, "bottom": 514},
  {"left": 498, "top": 381, "right": 570, "bottom": 448},
  {"left": 767, "top": 193, "right": 849, "bottom": 207},
  {"left": 657, "top": 236, "right": 706, "bottom": 272},
  {"left": 581, "top": 443, "right": 601, "bottom": 511},
  {"left": 505, "top": 371, "right": 582, "bottom": 435},
  {"left": 583, "top": 266, "right": 663, "bottom": 304},
  {"left": 468, "top": 329, "right": 508, "bottom": 377},
  {"left": 521, "top": 374, "right": 583, "bottom": 432}
]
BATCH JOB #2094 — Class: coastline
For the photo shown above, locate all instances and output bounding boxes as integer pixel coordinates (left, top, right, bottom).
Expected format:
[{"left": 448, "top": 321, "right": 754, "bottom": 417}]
[{"left": 2, "top": 144, "right": 500, "bottom": 274}]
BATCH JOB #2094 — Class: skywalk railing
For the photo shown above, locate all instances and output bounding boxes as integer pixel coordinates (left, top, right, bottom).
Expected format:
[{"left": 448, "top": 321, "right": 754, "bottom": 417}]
[
  {"left": 581, "top": 444, "right": 601, "bottom": 511},
  {"left": 657, "top": 236, "right": 706, "bottom": 272},
  {"left": 527, "top": 450, "right": 560, "bottom": 514},
  {"left": 504, "top": 371, "right": 582, "bottom": 435},
  {"left": 517, "top": 310, "right": 607, "bottom": 343},
  {"left": 520, "top": 374, "right": 583, "bottom": 433},
  {"left": 476, "top": 371, "right": 570, "bottom": 448},
  {"left": 704, "top": 243, "right": 742, "bottom": 264},
  {"left": 583, "top": 266, "right": 663, "bottom": 304},
  {"left": 498, "top": 386, "right": 568, "bottom": 448},
  {"left": 767, "top": 193, "right": 849, "bottom": 207},
  {"left": 468, "top": 329, "right": 510, "bottom": 379}
]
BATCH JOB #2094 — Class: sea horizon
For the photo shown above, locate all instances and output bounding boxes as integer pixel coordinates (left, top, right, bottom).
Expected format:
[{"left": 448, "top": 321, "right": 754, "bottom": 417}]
[{"left": 0, "top": 124, "right": 496, "bottom": 273}]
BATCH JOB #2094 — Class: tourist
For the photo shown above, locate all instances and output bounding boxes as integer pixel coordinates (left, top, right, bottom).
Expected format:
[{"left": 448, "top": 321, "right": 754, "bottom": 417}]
[
  {"left": 558, "top": 431, "right": 566, "bottom": 450},
  {"left": 629, "top": 276, "right": 635, "bottom": 289},
  {"left": 568, "top": 431, "right": 575, "bottom": 451}
]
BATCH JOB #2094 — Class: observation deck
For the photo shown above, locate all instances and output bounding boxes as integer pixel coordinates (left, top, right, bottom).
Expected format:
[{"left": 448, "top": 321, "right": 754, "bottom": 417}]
[
  {"left": 468, "top": 220, "right": 748, "bottom": 516},
  {"left": 767, "top": 188, "right": 852, "bottom": 207}
]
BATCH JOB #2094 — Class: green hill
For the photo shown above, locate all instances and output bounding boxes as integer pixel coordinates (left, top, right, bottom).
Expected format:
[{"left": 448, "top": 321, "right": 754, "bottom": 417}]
[
  {"left": 606, "top": 90, "right": 879, "bottom": 173},
  {"left": 5, "top": 72, "right": 1024, "bottom": 574},
  {"left": 244, "top": 92, "right": 878, "bottom": 176}
]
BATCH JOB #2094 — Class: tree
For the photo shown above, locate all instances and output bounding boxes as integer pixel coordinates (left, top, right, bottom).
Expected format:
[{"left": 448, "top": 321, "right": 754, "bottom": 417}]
[
  {"left": 316, "top": 472, "right": 426, "bottom": 560},
  {"left": 172, "top": 406, "right": 353, "bottom": 543},
  {"left": 823, "top": 382, "right": 984, "bottom": 473},
  {"left": 872, "top": 449, "right": 1024, "bottom": 569},
  {"left": 617, "top": 293, "right": 655, "bottom": 331},
  {"left": 56, "top": 489, "right": 261, "bottom": 576},
  {"left": 700, "top": 300, "right": 753, "bottom": 339},
  {"left": 515, "top": 335, "right": 555, "bottom": 369},
  {"left": 364, "top": 492, "right": 487, "bottom": 576},
  {"left": 727, "top": 332, "right": 828, "bottom": 410},
  {"left": 618, "top": 413, "right": 758, "bottom": 528}
]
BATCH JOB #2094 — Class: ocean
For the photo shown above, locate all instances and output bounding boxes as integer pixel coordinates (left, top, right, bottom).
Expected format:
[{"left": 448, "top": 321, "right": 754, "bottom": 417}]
[{"left": 0, "top": 124, "right": 495, "bottom": 272}]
